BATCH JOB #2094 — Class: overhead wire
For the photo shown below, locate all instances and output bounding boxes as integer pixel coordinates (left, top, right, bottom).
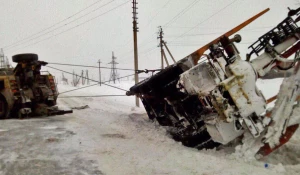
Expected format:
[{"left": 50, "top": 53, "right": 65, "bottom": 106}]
[
  {"left": 7, "top": 0, "right": 131, "bottom": 53},
  {"left": 5, "top": 0, "right": 115, "bottom": 50},
  {"left": 118, "top": 0, "right": 174, "bottom": 63},
  {"left": 58, "top": 95, "right": 128, "bottom": 98},
  {"left": 2, "top": 0, "right": 105, "bottom": 49},
  {"left": 118, "top": 0, "right": 199, "bottom": 64},
  {"left": 164, "top": 25, "right": 273, "bottom": 30},
  {"left": 167, "top": 29, "right": 271, "bottom": 38},
  {"left": 47, "top": 62, "right": 162, "bottom": 73},
  {"left": 163, "top": 0, "right": 201, "bottom": 28},
  {"left": 123, "top": 0, "right": 238, "bottom": 63},
  {"left": 121, "top": 0, "right": 201, "bottom": 61},
  {"left": 169, "top": 0, "right": 239, "bottom": 42},
  {"left": 119, "top": 0, "right": 241, "bottom": 65},
  {"left": 58, "top": 73, "right": 137, "bottom": 94},
  {"left": 59, "top": 83, "right": 99, "bottom": 94},
  {"left": 144, "top": 0, "right": 172, "bottom": 27},
  {"left": 47, "top": 62, "right": 136, "bottom": 71},
  {"left": 46, "top": 65, "right": 130, "bottom": 92}
]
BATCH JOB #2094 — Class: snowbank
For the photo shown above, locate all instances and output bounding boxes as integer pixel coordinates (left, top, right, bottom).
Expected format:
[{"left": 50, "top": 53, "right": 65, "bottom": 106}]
[{"left": 48, "top": 78, "right": 300, "bottom": 174}]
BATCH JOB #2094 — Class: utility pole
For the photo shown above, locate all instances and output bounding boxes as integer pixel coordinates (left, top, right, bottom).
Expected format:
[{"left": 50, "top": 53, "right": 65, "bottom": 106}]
[
  {"left": 86, "top": 70, "right": 90, "bottom": 85},
  {"left": 158, "top": 26, "right": 164, "bottom": 69},
  {"left": 133, "top": 0, "right": 139, "bottom": 107},
  {"left": 98, "top": 59, "right": 101, "bottom": 86},
  {"left": 81, "top": 70, "right": 85, "bottom": 85},
  {"left": 62, "top": 72, "right": 69, "bottom": 85}
]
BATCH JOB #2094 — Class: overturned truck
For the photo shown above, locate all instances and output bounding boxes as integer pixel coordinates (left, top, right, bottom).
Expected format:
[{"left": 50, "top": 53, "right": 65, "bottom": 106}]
[
  {"left": 127, "top": 8, "right": 300, "bottom": 158},
  {"left": 0, "top": 53, "right": 72, "bottom": 119}
]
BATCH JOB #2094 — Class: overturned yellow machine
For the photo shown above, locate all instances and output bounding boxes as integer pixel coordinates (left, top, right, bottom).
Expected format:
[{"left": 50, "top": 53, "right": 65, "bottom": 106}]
[{"left": 0, "top": 53, "right": 72, "bottom": 119}]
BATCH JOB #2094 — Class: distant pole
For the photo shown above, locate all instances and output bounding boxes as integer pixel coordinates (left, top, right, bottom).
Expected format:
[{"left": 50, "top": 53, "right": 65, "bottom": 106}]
[
  {"left": 81, "top": 70, "right": 85, "bottom": 85},
  {"left": 158, "top": 26, "right": 164, "bottom": 69},
  {"left": 86, "top": 70, "right": 89, "bottom": 85},
  {"left": 133, "top": 0, "right": 139, "bottom": 107},
  {"left": 98, "top": 59, "right": 101, "bottom": 86}
]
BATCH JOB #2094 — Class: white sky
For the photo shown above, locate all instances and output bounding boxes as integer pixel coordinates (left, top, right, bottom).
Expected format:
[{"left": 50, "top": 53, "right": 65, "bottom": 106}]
[{"left": 0, "top": 0, "right": 298, "bottom": 81}]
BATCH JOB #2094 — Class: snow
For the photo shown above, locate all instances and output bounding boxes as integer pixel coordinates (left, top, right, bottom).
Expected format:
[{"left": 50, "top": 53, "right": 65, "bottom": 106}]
[
  {"left": 0, "top": 79, "right": 300, "bottom": 174},
  {"left": 57, "top": 79, "right": 300, "bottom": 174}
]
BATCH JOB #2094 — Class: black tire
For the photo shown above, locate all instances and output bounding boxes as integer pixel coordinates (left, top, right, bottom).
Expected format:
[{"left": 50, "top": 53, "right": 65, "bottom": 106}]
[
  {"left": 12, "top": 53, "right": 38, "bottom": 63},
  {"left": 0, "top": 94, "right": 8, "bottom": 119}
]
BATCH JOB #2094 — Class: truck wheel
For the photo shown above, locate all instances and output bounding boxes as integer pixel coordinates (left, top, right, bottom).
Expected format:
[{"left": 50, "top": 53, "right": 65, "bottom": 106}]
[
  {"left": 0, "top": 95, "right": 8, "bottom": 119},
  {"left": 12, "top": 53, "right": 38, "bottom": 63}
]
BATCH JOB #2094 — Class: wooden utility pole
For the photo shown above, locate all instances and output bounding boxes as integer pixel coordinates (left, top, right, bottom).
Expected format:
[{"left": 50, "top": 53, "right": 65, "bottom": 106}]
[
  {"left": 81, "top": 70, "right": 85, "bottom": 85},
  {"left": 98, "top": 59, "right": 101, "bottom": 86},
  {"left": 158, "top": 26, "right": 164, "bottom": 69},
  {"left": 86, "top": 70, "right": 90, "bottom": 85},
  {"left": 133, "top": 0, "right": 139, "bottom": 107}
]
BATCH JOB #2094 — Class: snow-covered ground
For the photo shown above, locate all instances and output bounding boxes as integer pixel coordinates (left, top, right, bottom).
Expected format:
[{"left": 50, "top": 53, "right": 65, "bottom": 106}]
[{"left": 0, "top": 79, "right": 300, "bottom": 175}]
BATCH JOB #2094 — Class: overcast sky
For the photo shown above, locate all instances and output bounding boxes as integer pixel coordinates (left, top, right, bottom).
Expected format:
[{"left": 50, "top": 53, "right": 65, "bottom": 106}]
[{"left": 0, "top": 0, "right": 298, "bottom": 81}]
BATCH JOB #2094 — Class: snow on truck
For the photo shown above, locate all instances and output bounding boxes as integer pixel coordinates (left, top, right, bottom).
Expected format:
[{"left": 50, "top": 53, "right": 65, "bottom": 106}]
[
  {"left": 127, "top": 7, "right": 300, "bottom": 158},
  {"left": 0, "top": 53, "right": 72, "bottom": 119}
]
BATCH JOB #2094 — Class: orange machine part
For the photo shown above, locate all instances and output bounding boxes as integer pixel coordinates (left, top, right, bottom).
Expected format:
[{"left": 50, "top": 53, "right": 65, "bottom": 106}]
[
  {"left": 256, "top": 124, "right": 299, "bottom": 159},
  {"left": 185, "top": 8, "right": 270, "bottom": 64}
]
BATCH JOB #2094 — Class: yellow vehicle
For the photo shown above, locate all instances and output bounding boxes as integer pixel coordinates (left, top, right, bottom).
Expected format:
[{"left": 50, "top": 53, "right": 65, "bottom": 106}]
[{"left": 0, "top": 53, "right": 71, "bottom": 118}]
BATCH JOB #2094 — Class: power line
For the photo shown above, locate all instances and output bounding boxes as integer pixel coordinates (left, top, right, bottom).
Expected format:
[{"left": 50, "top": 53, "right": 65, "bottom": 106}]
[
  {"left": 141, "top": 46, "right": 158, "bottom": 55},
  {"left": 144, "top": 0, "right": 172, "bottom": 27},
  {"left": 121, "top": 0, "right": 238, "bottom": 65},
  {"left": 118, "top": 0, "right": 176, "bottom": 64},
  {"left": 5, "top": 0, "right": 115, "bottom": 50},
  {"left": 58, "top": 95, "right": 128, "bottom": 98},
  {"left": 164, "top": 26, "right": 273, "bottom": 30},
  {"left": 2, "top": 0, "right": 105, "bottom": 49},
  {"left": 59, "top": 74, "right": 135, "bottom": 94},
  {"left": 46, "top": 65, "right": 130, "bottom": 92},
  {"left": 47, "top": 62, "right": 136, "bottom": 71},
  {"left": 58, "top": 73, "right": 136, "bottom": 94},
  {"left": 167, "top": 29, "right": 270, "bottom": 38},
  {"left": 170, "top": 0, "right": 238, "bottom": 42},
  {"left": 163, "top": 0, "right": 201, "bottom": 28},
  {"left": 121, "top": 0, "right": 201, "bottom": 61},
  {"left": 47, "top": 62, "right": 161, "bottom": 73},
  {"left": 7, "top": 1, "right": 130, "bottom": 53},
  {"left": 59, "top": 83, "right": 99, "bottom": 94},
  {"left": 118, "top": 0, "right": 173, "bottom": 63}
]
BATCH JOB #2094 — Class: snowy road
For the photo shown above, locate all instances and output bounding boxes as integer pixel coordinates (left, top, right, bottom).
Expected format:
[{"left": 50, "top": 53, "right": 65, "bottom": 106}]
[{"left": 0, "top": 81, "right": 300, "bottom": 175}]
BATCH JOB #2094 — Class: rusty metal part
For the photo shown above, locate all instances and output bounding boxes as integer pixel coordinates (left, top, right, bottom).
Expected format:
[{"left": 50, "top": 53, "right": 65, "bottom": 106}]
[
  {"left": 281, "top": 41, "right": 300, "bottom": 58},
  {"left": 267, "top": 95, "right": 300, "bottom": 105},
  {"left": 256, "top": 124, "right": 299, "bottom": 159}
]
